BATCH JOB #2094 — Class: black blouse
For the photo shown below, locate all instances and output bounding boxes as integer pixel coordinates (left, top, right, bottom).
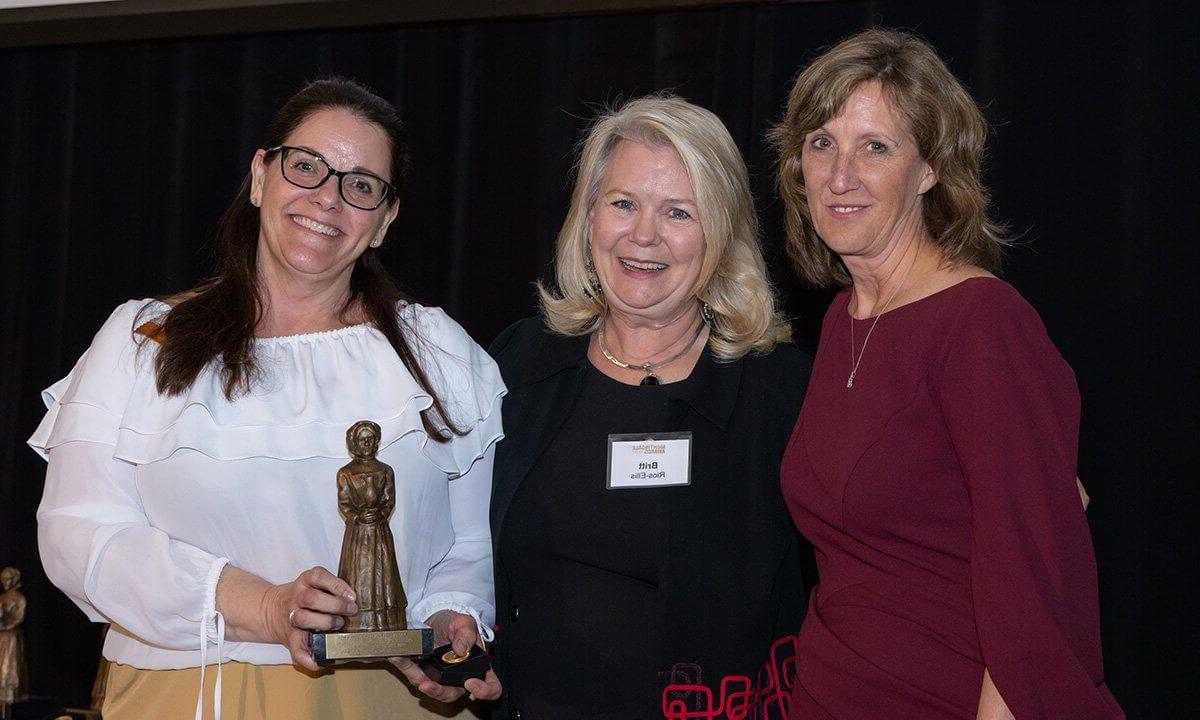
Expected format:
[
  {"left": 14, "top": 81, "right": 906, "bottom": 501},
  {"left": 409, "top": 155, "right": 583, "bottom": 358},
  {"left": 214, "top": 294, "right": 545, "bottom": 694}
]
[
  {"left": 488, "top": 317, "right": 811, "bottom": 720},
  {"left": 500, "top": 364, "right": 678, "bottom": 716}
]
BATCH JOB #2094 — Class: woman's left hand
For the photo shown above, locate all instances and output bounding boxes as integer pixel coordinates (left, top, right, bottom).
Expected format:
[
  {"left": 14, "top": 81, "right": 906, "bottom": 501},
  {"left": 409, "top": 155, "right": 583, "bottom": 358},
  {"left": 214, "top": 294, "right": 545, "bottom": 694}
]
[
  {"left": 1076, "top": 477, "right": 1090, "bottom": 510},
  {"left": 389, "top": 609, "right": 503, "bottom": 703}
]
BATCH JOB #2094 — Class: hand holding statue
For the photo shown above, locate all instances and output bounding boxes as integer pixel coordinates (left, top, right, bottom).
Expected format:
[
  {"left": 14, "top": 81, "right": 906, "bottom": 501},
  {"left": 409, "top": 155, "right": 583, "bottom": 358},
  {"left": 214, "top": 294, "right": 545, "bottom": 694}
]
[{"left": 390, "top": 609, "right": 503, "bottom": 702}]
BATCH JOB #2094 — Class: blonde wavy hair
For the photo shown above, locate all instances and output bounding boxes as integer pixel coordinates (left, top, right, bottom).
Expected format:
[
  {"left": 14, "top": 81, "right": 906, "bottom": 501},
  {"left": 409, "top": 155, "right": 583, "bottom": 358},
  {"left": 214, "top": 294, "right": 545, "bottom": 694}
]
[
  {"left": 538, "top": 95, "right": 791, "bottom": 359},
  {"left": 771, "top": 28, "right": 1009, "bottom": 287}
]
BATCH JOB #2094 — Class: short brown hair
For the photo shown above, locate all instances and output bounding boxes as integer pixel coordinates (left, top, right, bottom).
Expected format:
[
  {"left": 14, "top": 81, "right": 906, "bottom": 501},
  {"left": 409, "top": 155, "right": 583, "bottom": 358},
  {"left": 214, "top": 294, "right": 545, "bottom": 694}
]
[{"left": 771, "top": 28, "right": 1008, "bottom": 287}]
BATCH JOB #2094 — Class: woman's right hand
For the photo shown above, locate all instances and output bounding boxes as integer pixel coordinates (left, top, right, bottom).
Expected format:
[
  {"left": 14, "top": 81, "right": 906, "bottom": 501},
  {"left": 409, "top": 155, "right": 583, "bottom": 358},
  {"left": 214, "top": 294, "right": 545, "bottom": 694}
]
[
  {"left": 263, "top": 567, "right": 358, "bottom": 671},
  {"left": 218, "top": 564, "right": 356, "bottom": 672}
]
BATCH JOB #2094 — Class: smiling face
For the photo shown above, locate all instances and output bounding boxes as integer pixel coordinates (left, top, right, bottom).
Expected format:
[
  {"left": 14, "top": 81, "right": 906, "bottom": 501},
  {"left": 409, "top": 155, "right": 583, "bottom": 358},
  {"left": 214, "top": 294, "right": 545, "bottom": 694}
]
[
  {"left": 250, "top": 108, "right": 399, "bottom": 291},
  {"left": 801, "top": 81, "right": 937, "bottom": 263},
  {"left": 588, "top": 139, "right": 705, "bottom": 325}
]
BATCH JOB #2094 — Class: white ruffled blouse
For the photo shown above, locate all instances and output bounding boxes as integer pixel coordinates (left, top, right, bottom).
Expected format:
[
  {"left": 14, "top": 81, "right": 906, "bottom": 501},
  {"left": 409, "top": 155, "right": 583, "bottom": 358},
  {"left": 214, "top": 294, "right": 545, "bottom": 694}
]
[{"left": 29, "top": 299, "right": 505, "bottom": 672}]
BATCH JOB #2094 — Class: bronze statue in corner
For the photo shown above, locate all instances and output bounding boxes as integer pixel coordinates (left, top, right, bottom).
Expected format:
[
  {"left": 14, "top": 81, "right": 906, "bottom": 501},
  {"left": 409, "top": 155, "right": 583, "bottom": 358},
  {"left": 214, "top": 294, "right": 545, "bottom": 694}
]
[{"left": 0, "top": 567, "right": 28, "bottom": 708}]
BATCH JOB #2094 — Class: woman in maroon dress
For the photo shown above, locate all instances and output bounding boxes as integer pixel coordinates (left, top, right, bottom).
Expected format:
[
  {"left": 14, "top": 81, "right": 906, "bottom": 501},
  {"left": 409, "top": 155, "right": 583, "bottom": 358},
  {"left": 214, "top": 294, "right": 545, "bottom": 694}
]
[{"left": 772, "top": 30, "right": 1123, "bottom": 719}]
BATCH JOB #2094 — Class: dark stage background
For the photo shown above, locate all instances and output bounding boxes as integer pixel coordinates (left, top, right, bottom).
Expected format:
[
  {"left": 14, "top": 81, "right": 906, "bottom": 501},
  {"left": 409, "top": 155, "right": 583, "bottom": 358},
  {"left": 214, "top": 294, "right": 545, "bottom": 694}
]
[{"left": 1, "top": 1, "right": 1196, "bottom": 716}]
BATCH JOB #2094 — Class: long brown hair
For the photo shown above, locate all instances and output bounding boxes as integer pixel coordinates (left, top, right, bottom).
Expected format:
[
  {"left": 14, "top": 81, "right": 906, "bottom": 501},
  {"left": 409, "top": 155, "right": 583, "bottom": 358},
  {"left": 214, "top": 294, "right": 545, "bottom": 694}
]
[{"left": 145, "top": 78, "right": 462, "bottom": 439}]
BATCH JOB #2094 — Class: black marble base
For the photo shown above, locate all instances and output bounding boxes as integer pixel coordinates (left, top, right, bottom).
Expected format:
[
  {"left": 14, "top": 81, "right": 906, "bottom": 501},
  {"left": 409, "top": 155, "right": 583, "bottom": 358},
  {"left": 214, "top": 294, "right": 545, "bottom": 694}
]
[{"left": 418, "top": 644, "right": 490, "bottom": 687}]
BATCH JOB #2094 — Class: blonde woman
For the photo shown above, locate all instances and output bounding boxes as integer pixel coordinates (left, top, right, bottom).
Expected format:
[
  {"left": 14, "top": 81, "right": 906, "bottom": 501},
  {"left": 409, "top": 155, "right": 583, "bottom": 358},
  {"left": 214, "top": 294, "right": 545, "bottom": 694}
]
[{"left": 488, "top": 96, "right": 811, "bottom": 719}]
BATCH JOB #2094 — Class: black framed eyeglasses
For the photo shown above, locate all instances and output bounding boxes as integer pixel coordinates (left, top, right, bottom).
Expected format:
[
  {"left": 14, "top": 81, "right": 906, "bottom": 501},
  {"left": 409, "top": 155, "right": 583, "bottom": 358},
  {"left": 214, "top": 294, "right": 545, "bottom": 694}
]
[{"left": 265, "top": 145, "right": 396, "bottom": 211}]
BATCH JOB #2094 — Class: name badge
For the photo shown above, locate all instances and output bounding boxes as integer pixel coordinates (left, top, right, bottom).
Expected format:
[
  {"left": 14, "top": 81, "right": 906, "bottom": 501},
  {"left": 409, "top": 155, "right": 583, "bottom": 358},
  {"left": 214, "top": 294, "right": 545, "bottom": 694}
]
[{"left": 606, "top": 432, "right": 692, "bottom": 489}]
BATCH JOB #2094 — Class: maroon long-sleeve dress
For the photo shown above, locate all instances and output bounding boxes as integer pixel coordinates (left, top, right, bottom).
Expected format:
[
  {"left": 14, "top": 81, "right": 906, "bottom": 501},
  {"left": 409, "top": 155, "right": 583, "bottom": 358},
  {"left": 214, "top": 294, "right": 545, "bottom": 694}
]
[{"left": 782, "top": 278, "right": 1122, "bottom": 719}]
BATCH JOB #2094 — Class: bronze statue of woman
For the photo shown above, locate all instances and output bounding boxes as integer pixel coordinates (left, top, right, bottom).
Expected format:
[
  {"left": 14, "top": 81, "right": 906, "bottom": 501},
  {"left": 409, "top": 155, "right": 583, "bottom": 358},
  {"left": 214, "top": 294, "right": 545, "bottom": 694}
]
[
  {"left": 0, "top": 566, "right": 28, "bottom": 707},
  {"left": 336, "top": 421, "right": 407, "bottom": 632}
]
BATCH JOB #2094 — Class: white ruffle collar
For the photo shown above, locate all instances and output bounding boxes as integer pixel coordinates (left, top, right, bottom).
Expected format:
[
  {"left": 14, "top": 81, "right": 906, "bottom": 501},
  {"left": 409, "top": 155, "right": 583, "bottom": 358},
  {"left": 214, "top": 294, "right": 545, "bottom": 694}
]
[{"left": 32, "top": 299, "right": 504, "bottom": 479}]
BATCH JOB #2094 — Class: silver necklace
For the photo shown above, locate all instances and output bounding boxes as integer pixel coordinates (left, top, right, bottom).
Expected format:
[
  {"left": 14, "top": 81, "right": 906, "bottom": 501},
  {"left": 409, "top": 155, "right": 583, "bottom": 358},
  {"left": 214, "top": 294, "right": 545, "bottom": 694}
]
[
  {"left": 846, "top": 268, "right": 912, "bottom": 389},
  {"left": 598, "top": 319, "right": 704, "bottom": 386}
]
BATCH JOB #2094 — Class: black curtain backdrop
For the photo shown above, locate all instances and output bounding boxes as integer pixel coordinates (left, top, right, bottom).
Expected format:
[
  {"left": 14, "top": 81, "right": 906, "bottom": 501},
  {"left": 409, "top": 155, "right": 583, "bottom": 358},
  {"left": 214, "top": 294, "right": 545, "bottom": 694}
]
[{"left": 1, "top": 1, "right": 1196, "bottom": 716}]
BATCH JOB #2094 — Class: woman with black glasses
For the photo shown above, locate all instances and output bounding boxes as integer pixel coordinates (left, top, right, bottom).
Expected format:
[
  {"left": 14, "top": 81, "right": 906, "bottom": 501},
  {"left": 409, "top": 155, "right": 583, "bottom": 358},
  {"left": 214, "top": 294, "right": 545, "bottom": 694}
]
[{"left": 31, "top": 79, "right": 503, "bottom": 719}]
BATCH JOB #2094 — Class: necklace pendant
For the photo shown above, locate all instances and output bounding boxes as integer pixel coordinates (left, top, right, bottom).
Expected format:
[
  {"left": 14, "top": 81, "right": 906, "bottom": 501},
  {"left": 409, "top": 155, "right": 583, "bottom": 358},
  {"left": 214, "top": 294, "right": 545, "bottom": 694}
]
[
  {"left": 846, "top": 374, "right": 855, "bottom": 389},
  {"left": 640, "top": 374, "right": 661, "bottom": 386}
]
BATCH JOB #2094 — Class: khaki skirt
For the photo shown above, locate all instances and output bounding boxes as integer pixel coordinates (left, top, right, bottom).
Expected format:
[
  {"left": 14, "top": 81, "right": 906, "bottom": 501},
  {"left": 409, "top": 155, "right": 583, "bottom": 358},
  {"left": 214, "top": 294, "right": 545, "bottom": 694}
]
[{"left": 103, "top": 661, "right": 485, "bottom": 720}]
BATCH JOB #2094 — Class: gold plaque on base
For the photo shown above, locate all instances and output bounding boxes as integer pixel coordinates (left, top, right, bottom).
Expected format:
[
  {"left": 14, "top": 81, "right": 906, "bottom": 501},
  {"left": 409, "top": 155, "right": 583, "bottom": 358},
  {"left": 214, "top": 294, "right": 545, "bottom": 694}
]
[
  {"left": 312, "top": 626, "right": 434, "bottom": 665},
  {"left": 312, "top": 422, "right": 437, "bottom": 666}
]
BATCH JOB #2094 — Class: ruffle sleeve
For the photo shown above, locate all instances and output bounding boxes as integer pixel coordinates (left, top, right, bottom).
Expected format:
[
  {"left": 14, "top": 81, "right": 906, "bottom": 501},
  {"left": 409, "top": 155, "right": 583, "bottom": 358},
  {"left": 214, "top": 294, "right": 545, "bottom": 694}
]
[
  {"left": 401, "top": 303, "right": 506, "bottom": 479},
  {"left": 29, "top": 300, "right": 154, "bottom": 457}
]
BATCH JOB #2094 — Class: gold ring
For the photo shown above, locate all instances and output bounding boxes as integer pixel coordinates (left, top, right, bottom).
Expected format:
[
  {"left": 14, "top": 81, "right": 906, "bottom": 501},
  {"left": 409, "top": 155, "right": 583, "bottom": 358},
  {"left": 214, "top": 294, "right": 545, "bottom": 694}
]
[{"left": 288, "top": 608, "right": 301, "bottom": 629}]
